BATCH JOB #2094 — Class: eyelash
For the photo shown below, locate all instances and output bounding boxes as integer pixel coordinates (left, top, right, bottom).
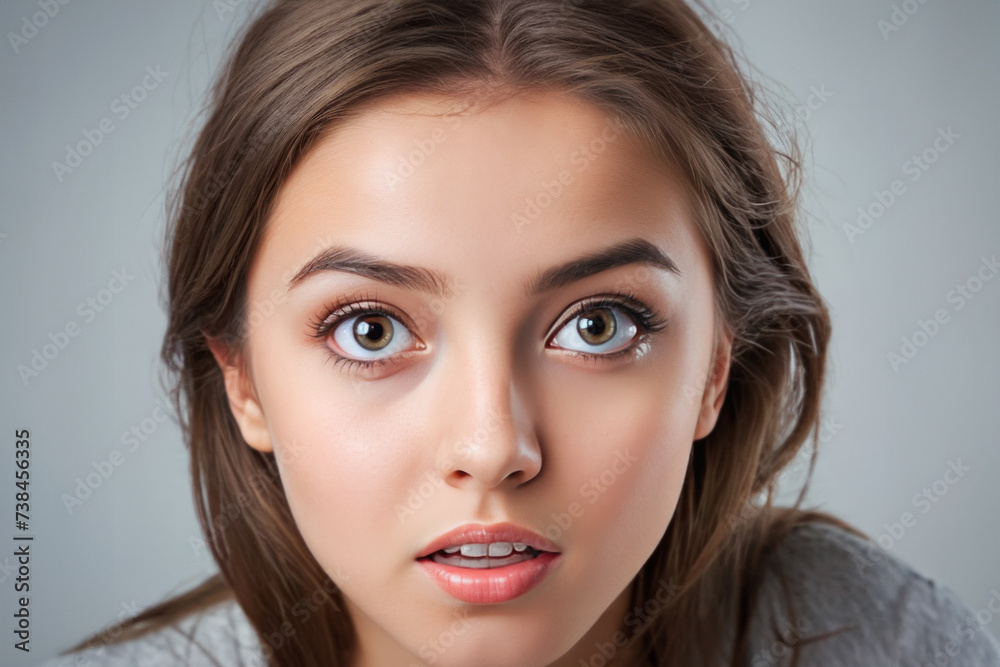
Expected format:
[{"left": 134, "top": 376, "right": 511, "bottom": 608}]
[
  {"left": 307, "top": 289, "right": 669, "bottom": 373},
  {"left": 550, "top": 290, "right": 669, "bottom": 364}
]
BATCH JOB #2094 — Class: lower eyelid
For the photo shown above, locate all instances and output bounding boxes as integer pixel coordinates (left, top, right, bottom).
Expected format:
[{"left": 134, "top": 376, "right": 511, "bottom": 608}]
[
  {"left": 552, "top": 331, "right": 651, "bottom": 361},
  {"left": 322, "top": 346, "right": 411, "bottom": 374}
]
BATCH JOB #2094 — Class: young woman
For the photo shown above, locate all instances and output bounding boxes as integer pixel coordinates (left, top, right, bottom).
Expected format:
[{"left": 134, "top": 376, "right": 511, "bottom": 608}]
[{"left": 40, "top": 0, "right": 1000, "bottom": 665}]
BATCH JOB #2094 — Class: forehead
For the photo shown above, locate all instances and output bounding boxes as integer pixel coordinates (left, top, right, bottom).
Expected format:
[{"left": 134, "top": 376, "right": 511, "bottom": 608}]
[{"left": 255, "top": 90, "right": 707, "bottom": 294}]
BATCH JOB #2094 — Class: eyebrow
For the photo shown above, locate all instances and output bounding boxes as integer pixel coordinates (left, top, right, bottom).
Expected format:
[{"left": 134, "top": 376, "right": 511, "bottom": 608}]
[{"left": 286, "top": 237, "right": 680, "bottom": 297}]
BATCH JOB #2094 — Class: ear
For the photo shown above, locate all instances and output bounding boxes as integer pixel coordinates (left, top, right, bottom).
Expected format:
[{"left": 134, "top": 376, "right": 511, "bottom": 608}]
[
  {"left": 206, "top": 336, "right": 274, "bottom": 453},
  {"left": 693, "top": 325, "right": 733, "bottom": 441}
]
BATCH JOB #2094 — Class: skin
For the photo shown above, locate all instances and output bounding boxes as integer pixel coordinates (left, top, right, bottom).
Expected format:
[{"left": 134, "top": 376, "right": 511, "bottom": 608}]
[{"left": 210, "top": 90, "right": 732, "bottom": 667}]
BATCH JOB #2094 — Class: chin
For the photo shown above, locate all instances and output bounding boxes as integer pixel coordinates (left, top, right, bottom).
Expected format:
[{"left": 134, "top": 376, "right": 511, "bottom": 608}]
[{"left": 381, "top": 602, "right": 591, "bottom": 667}]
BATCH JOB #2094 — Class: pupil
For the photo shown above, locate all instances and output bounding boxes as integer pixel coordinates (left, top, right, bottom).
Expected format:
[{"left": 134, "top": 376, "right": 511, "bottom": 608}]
[{"left": 355, "top": 315, "right": 393, "bottom": 351}]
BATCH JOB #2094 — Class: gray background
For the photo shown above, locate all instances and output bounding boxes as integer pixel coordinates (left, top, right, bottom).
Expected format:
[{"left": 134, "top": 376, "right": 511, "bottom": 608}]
[{"left": 1, "top": 0, "right": 998, "bottom": 663}]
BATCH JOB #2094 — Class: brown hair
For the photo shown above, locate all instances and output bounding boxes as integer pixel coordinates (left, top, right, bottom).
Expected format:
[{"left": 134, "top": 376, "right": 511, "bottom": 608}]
[{"left": 69, "top": 0, "right": 863, "bottom": 664}]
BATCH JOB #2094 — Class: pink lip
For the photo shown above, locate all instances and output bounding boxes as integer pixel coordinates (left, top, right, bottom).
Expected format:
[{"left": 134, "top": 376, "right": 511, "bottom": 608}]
[
  {"left": 416, "top": 522, "right": 562, "bottom": 604},
  {"left": 416, "top": 522, "right": 561, "bottom": 559}
]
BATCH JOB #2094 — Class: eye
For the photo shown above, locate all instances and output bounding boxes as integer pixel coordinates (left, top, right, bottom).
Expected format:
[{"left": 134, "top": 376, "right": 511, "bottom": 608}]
[
  {"left": 546, "top": 291, "right": 669, "bottom": 359},
  {"left": 308, "top": 297, "right": 424, "bottom": 372},
  {"left": 332, "top": 311, "right": 416, "bottom": 360},
  {"left": 550, "top": 306, "right": 639, "bottom": 355}
]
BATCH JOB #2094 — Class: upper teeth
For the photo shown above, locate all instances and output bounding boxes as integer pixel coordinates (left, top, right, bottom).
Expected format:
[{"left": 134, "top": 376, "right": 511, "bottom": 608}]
[{"left": 442, "top": 542, "right": 529, "bottom": 557}]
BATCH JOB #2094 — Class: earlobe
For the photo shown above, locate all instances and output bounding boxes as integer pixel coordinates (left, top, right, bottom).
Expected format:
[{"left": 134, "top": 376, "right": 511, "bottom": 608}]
[
  {"left": 693, "top": 327, "right": 734, "bottom": 441},
  {"left": 205, "top": 336, "right": 274, "bottom": 453}
]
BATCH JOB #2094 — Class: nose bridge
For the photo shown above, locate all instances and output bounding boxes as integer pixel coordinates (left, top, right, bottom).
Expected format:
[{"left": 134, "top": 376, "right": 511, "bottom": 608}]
[{"left": 435, "top": 328, "right": 541, "bottom": 489}]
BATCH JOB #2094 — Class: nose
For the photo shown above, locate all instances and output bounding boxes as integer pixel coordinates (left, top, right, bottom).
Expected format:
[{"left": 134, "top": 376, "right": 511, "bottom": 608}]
[{"left": 435, "top": 346, "right": 543, "bottom": 491}]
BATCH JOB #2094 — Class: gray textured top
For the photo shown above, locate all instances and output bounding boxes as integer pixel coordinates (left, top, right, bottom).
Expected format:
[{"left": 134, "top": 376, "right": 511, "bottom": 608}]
[{"left": 36, "top": 523, "right": 1000, "bottom": 666}]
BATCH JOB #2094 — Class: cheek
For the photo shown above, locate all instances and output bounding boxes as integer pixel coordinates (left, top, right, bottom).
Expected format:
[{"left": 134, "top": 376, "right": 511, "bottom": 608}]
[
  {"left": 272, "top": 400, "right": 413, "bottom": 536},
  {"left": 539, "top": 323, "right": 710, "bottom": 561},
  {"left": 548, "top": 372, "right": 697, "bottom": 553},
  {"left": 253, "top": 316, "right": 416, "bottom": 493},
  {"left": 267, "top": 406, "right": 426, "bottom": 589},
  {"left": 251, "top": 337, "right": 425, "bottom": 577}
]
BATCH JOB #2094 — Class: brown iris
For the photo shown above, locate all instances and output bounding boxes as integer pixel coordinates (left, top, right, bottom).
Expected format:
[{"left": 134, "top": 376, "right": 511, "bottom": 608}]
[
  {"left": 353, "top": 315, "right": 394, "bottom": 351},
  {"left": 576, "top": 308, "right": 616, "bottom": 346}
]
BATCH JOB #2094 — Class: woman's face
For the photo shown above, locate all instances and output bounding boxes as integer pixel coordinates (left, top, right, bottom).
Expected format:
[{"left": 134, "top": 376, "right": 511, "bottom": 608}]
[{"left": 213, "top": 91, "right": 731, "bottom": 667}]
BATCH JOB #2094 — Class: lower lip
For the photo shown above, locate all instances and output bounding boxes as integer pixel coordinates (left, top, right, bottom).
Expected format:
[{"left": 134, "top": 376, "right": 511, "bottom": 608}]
[{"left": 418, "top": 552, "right": 561, "bottom": 604}]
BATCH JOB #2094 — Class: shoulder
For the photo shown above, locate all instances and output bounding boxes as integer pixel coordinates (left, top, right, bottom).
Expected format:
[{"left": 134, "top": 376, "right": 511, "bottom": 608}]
[
  {"left": 34, "top": 598, "right": 264, "bottom": 667},
  {"left": 747, "top": 520, "right": 1000, "bottom": 666}
]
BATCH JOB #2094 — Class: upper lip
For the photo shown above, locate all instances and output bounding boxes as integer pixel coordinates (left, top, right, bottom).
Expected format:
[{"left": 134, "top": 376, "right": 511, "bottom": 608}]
[{"left": 416, "top": 522, "right": 561, "bottom": 559}]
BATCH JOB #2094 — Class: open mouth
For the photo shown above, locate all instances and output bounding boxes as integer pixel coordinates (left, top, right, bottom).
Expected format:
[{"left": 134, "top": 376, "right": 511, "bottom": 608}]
[
  {"left": 415, "top": 526, "right": 562, "bottom": 603},
  {"left": 418, "top": 542, "right": 545, "bottom": 569}
]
